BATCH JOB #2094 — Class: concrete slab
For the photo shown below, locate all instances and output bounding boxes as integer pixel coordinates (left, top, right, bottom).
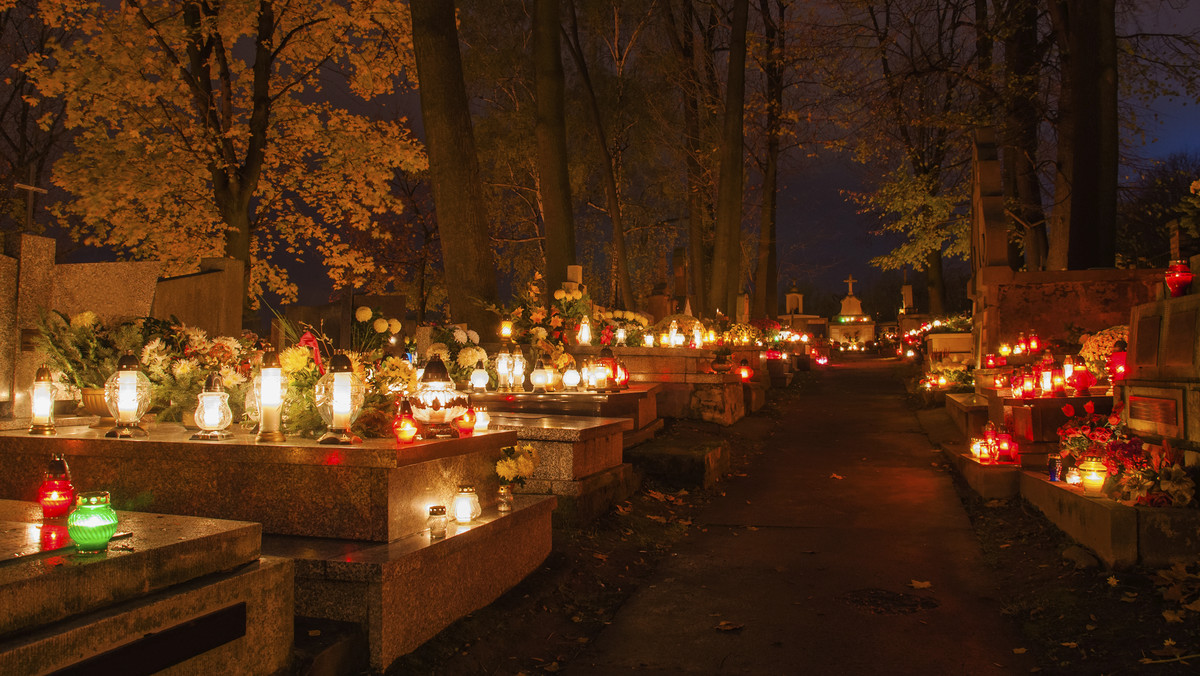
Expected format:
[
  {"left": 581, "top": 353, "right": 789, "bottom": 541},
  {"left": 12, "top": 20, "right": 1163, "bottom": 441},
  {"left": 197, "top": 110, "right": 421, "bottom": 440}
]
[
  {"left": 941, "top": 448, "right": 1020, "bottom": 499},
  {"left": 1018, "top": 471, "right": 1138, "bottom": 568},
  {"left": 625, "top": 439, "right": 730, "bottom": 489}
]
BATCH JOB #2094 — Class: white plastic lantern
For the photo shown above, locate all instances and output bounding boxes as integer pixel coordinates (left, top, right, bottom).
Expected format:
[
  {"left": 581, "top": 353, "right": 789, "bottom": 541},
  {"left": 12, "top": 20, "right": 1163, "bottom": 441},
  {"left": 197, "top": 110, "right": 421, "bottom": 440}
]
[
  {"left": 315, "top": 353, "right": 365, "bottom": 445},
  {"left": 530, "top": 360, "right": 551, "bottom": 393},
  {"left": 104, "top": 353, "right": 151, "bottom": 438},
  {"left": 511, "top": 351, "right": 527, "bottom": 391},
  {"left": 495, "top": 351, "right": 513, "bottom": 391},
  {"left": 453, "top": 485, "right": 482, "bottom": 523},
  {"left": 29, "top": 365, "right": 56, "bottom": 435},
  {"left": 693, "top": 327, "right": 703, "bottom": 349},
  {"left": 616, "top": 328, "right": 627, "bottom": 346},
  {"left": 474, "top": 406, "right": 491, "bottom": 432},
  {"left": 192, "top": 372, "right": 233, "bottom": 440},
  {"left": 578, "top": 316, "right": 592, "bottom": 346},
  {"left": 408, "top": 355, "right": 469, "bottom": 437},
  {"left": 562, "top": 368, "right": 581, "bottom": 390},
  {"left": 255, "top": 350, "right": 286, "bottom": 443},
  {"left": 470, "top": 360, "right": 490, "bottom": 392}
]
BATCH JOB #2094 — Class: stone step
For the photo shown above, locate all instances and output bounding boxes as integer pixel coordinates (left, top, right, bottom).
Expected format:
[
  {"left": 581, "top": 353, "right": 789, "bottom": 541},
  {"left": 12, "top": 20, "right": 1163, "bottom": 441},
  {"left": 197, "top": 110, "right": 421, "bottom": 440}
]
[{"left": 625, "top": 437, "right": 730, "bottom": 489}]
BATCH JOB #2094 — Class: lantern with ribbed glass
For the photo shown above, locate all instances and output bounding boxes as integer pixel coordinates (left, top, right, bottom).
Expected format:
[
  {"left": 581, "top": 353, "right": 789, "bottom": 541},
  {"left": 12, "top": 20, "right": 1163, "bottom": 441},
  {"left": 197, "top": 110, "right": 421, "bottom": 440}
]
[
  {"left": 594, "top": 348, "right": 620, "bottom": 393},
  {"left": 29, "top": 365, "right": 57, "bottom": 435},
  {"left": 315, "top": 353, "right": 365, "bottom": 445},
  {"left": 104, "top": 353, "right": 152, "bottom": 438},
  {"left": 408, "top": 355, "right": 469, "bottom": 438},
  {"left": 192, "top": 372, "right": 234, "bottom": 440},
  {"left": 38, "top": 454, "right": 74, "bottom": 519},
  {"left": 68, "top": 491, "right": 119, "bottom": 554}
]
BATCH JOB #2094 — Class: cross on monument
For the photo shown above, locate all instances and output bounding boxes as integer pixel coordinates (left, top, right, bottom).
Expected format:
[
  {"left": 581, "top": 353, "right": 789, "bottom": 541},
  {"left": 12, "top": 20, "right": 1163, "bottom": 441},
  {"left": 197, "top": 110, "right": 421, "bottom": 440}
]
[
  {"left": 843, "top": 274, "right": 857, "bottom": 296},
  {"left": 14, "top": 166, "right": 47, "bottom": 231}
]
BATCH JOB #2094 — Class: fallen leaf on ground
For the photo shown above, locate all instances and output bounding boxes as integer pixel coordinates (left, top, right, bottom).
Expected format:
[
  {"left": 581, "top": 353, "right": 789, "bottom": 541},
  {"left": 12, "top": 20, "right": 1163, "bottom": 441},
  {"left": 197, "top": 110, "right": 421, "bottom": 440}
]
[
  {"left": 909, "top": 580, "right": 933, "bottom": 590},
  {"left": 1061, "top": 642, "right": 1078, "bottom": 648},
  {"left": 308, "top": 629, "right": 321, "bottom": 637},
  {"left": 1106, "top": 575, "right": 1119, "bottom": 587},
  {"left": 646, "top": 515, "right": 667, "bottom": 523},
  {"left": 1012, "top": 648, "right": 1027, "bottom": 654},
  {"left": 1163, "top": 610, "right": 1186, "bottom": 623},
  {"left": 830, "top": 473, "right": 844, "bottom": 480},
  {"left": 593, "top": 552, "right": 608, "bottom": 561},
  {"left": 715, "top": 620, "right": 744, "bottom": 632}
]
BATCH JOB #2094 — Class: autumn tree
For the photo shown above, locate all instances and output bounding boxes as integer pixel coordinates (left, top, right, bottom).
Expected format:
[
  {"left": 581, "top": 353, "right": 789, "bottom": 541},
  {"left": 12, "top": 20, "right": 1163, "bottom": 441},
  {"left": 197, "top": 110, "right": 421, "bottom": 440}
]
[
  {"left": 0, "top": 0, "right": 70, "bottom": 234},
  {"left": 534, "top": 0, "right": 578, "bottom": 299},
  {"left": 27, "top": 0, "right": 425, "bottom": 322},
  {"left": 709, "top": 0, "right": 749, "bottom": 317}
]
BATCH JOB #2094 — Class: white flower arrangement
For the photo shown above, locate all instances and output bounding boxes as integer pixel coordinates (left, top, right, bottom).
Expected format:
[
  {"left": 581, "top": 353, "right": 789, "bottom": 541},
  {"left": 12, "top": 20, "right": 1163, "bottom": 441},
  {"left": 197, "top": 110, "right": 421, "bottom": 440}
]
[
  {"left": 355, "top": 306, "right": 373, "bottom": 322},
  {"left": 466, "top": 329, "right": 480, "bottom": 344},
  {"left": 453, "top": 328, "right": 468, "bottom": 345}
]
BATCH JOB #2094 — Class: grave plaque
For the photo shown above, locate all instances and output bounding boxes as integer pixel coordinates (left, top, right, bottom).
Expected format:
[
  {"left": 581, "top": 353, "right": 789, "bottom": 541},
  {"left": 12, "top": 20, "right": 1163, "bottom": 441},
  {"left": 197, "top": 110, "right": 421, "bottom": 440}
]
[
  {"left": 1128, "top": 393, "right": 1181, "bottom": 437},
  {"left": 1165, "top": 309, "right": 1197, "bottom": 367}
]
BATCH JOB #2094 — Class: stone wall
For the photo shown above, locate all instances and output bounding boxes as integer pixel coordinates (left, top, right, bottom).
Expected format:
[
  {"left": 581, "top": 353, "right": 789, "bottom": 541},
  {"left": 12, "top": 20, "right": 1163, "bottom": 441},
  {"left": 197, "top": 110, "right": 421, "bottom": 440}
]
[{"left": 152, "top": 258, "right": 243, "bottom": 338}]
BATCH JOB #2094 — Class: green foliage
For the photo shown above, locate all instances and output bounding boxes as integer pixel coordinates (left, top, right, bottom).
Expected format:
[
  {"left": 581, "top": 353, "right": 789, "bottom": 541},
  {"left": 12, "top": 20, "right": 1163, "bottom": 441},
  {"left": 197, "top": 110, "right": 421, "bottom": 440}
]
[
  {"left": 853, "top": 167, "right": 969, "bottom": 271},
  {"left": 35, "top": 310, "right": 167, "bottom": 390}
]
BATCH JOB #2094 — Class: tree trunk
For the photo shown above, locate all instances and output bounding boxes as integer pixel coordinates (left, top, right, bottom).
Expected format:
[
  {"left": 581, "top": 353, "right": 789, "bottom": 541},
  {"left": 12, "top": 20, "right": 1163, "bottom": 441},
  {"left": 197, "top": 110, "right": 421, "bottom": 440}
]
[
  {"left": 1065, "top": 0, "right": 1117, "bottom": 269},
  {"left": 1003, "top": 0, "right": 1047, "bottom": 271},
  {"left": 562, "top": 0, "right": 635, "bottom": 310},
  {"left": 925, "top": 247, "right": 946, "bottom": 315},
  {"left": 410, "top": 0, "right": 498, "bottom": 332},
  {"left": 534, "top": 0, "right": 576, "bottom": 301},
  {"left": 752, "top": 0, "right": 782, "bottom": 320},
  {"left": 709, "top": 0, "right": 749, "bottom": 317}
]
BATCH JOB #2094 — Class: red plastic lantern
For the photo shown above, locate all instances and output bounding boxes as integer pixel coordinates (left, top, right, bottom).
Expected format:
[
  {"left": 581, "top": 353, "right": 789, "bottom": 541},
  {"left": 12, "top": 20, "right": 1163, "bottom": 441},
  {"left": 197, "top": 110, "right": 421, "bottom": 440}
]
[
  {"left": 613, "top": 361, "right": 630, "bottom": 389},
  {"left": 392, "top": 399, "right": 418, "bottom": 444},
  {"left": 993, "top": 373, "right": 1006, "bottom": 389},
  {"left": 1051, "top": 366, "right": 1066, "bottom": 395},
  {"left": 1016, "top": 332, "right": 1028, "bottom": 353},
  {"left": 1166, "top": 260, "right": 1194, "bottom": 298},
  {"left": 1028, "top": 331, "right": 1040, "bottom": 352},
  {"left": 996, "top": 434, "right": 1019, "bottom": 464},
  {"left": 595, "top": 347, "right": 621, "bottom": 392},
  {"left": 1021, "top": 369, "right": 1035, "bottom": 397},
  {"left": 1108, "top": 351, "right": 1128, "bottom": 382},
  {"left": 739, "top": 359, "right": 754, "bottom": 382},
  {"left": 454, "top": 407, "right": 477, "bottom": 437},
  {"left": 38, "top": 454, "right": 74, "bottom": 519},
  {"left": 984, "top": 354, "right": 997, "bottom": 369}
]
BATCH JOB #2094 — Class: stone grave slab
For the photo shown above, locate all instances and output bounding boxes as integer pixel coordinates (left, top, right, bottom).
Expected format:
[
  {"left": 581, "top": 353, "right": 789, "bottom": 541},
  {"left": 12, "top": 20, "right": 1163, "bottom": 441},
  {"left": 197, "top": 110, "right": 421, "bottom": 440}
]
[
  {"left": 0, "top": 425, "right": 516, "bottom": 542},
  {"left": 0, "top": 499, "right": 290, "bottom": 675},
  {"left": 472, "top": 383, "right": 662, "bottom": 448},
  {"left": 940, "top": 447, "right": 1019, "bottom": 499},
  {"left": 265, "top": 494, "right": 555, "bottom": 671}
]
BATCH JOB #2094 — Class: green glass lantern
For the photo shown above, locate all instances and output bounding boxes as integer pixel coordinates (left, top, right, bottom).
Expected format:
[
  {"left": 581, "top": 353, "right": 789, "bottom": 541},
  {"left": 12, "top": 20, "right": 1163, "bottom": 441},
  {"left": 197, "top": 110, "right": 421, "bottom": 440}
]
[{"left": 67, "top": 491, "right": 119, "bottom": 554}]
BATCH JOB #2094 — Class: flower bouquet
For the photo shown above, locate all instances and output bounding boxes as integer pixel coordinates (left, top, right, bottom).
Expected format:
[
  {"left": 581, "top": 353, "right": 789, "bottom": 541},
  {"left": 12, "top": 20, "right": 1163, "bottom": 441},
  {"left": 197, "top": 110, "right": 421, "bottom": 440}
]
[
  {"left": 1078, "top": 326, "right": 1128, "bottom": 379},
  {"left": 496, "top": 444, "right": 540, "bottom": 486}
]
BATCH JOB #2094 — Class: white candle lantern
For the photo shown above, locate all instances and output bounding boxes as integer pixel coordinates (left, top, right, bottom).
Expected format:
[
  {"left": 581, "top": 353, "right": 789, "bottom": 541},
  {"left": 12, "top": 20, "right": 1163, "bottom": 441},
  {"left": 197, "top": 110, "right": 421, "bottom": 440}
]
[
  {"left": 192, "top": 372, "right": 233, "bottom": 440},
  {"left": 474, "top": 406, "right": 491, "bottom": 432},
  {"left": 1078, "top": 458, "right": 1108, "bottom": 495},
  {"left": 530, "top": 360, "right": 551, "bottom": 393},
  {"left": 616, "top": 328, "right": 627, "bottom": 346},
  {"left": 453, "top": 485, "right": 482, "bottom": 523},
  {"left": 29, "top": 365, "right": 56, "bottom": 436},
  {"left": 511, "top": 351, "right": 527, "bottom": 391},
  {"left": 315, "top": 353, "right": 365, "bottom": 445},
  {"left": 255, "top": 350, "right": 286, "bottom": 443},
  {"left": 578, "top": 316, "right": 592, "bottom": 346},
  {"left": 408, "top": 355, "right": 469, "bottom": 437},
  {"left": 470, "top": 359, "right": 490, "bottom": 392},
  {"left": 562, "top": 368, "right": 581, "bottom": 390},
  {"left": 643, "top": 334, "right": 655, "bottom": 347},
  {"left": 104, "top": 353, "right": 152, "bottom": 438},
  {"left": 495, "top": 350, "right": 513, "bottom": 391}
]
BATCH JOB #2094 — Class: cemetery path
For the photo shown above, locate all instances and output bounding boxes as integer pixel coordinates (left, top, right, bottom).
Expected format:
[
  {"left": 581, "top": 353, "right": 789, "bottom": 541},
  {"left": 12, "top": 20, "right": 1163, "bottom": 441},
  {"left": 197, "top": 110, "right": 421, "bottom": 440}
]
[{"left": 567, "top": 357, "right": 1033, "bottom": 675}]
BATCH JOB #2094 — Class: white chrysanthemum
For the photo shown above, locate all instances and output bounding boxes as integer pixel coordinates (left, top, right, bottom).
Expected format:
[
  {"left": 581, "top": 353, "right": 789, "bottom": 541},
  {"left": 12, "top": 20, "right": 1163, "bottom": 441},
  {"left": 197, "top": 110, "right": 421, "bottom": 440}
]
[
  {"left": 457, "top": 346, "right": 484, "bottom": 370},
  {"left": 426, "top": 342, "right": 450, "bottom": 363},
  {"left": 373, "top": 318, "right": 389, "bottom": 333},
  {"left": 355, "top": 306, "right": 373, "bottom": 322},
  {"left": 466, "top": 330, "right": 480, "bottom": 344},
  {"left": 140, "top": 338, "right": 164, "bottom": 364},
  {"left": 453, "top": 328, "right": 468, "bottom": 345},
  {"left": 613, "top": 310, "right": 624, "bottom": 319},
  {"left": 219, "top": 365, "right": 246, "bottom": 389},
  {"left": 171, "top": 358, "right": 198, "bottom": 379},
  {"left": 532, "top": 327, "right": 548, "bottom": 340},
  {"left": 211, "top": 336, "right": 241, "bottom": 358},
  {"left": 388, "top": 318, "right": 403, "bottom": 334},
  {"left": 70, "top": 311, "right": 98, "bottom": 330}
]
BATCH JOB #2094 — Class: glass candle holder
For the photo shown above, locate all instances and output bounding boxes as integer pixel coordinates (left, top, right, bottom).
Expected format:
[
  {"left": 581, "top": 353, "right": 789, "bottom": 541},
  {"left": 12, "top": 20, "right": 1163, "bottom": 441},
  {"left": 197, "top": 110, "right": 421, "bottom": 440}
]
[
  {"left": 427, "top": 505, "right": 448, "bottom": 540},
  {"left": 38, "top": 454, "right": 74, "bottom": 519},
  {"left": 192, "top": 372, "right": 233, "bottom": 440},
  {"left": 29, "top": 365, "right": 56, "bottom": 435},
  {"left": 497, "top": 484, "right": 514, "bottom": 512},
  {"left": 453, "top": 485, "right": 482, "bottom": 524},
  {"left": 68, "top": 491, "right": 119, "bottom": 554},
  {"left": 104, "top": 353, "right": 151, "bottom": 438},
  {"left": 315, "top": 353, "right": 365, "bottom": 445},
  {"left": 255, "top": 350, "right": 287, "bottom": 443}
]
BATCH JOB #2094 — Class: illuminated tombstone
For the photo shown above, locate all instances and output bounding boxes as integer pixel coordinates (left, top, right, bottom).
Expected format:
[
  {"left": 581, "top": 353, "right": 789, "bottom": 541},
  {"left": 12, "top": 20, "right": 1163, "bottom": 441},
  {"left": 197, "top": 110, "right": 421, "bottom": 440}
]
[
  {"left": 104, "top": 353, "right": 152, "bottom": 438},
  {"left": 29, "top": 365, "right": 57, "bottom": 436},
  {"left": 408, "top": 355, "right": 469, "bottom": 438},
  {"left": 314, "top": 353, "right": 365, "bottom": 445},
  {"left": 1078, "top": 457, "right": 1108, "bottom": 495},
  {"left": 38, "top": 454, "right": 74, "bottom": 519},
  {"left": 453, "top": 485, "right": 482, "bottom": 523},
  {"left": 255, "top": 350, "right": 287, "bottom": 443},
  {"left": 192, "top": 372, "right": 234, "bottom": 440},
  {"left": 68, "top": 491, "right": 119, "bottom": 554}
]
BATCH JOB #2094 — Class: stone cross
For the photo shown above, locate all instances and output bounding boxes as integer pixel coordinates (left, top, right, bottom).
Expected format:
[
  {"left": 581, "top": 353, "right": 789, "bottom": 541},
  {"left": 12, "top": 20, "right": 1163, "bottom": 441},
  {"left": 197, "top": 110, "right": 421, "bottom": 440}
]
[
  {"left": 843, "top": 274, "right": 857, "bottom": 296},
  {"left": 14, "top": 170, "right": 47, "bottom": 231}
]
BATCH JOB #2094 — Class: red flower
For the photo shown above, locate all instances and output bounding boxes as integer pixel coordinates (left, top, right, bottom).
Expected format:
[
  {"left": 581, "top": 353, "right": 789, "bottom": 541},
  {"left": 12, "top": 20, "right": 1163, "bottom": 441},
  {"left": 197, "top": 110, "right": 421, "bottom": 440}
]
[
  {"left": 1084, "top": 401, "right": 1095, "bottom": 414},
  {"left": 1088, "top": 428, "right": 1112, "bottom": 443},
  {"left": 1137, "top": 492, "right": 1173, "bottom": 508},
  {"left": 1061, "top": 404, "right": 1075, "bottom": 417},
  {"left": 1108, "top": 415, "right": 1121, "bottom": 426}
]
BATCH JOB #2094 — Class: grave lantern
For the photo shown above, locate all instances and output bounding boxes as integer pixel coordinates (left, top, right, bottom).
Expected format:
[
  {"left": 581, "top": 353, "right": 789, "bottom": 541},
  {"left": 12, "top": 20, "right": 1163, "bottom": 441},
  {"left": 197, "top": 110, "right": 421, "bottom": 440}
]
[
  {"left": 999, "top": 343, "right": 1012, "bottom": 357},
  {"left": 1021, "top": 368, "right": 1036, "bottom": 397},
  {"left": 393, "top": 399, "right": 419, "bottom": 444},
  {"left": 996, "top": 434, "right": 1019, "bottom": 464},
  {"left": 1016, "top": 332, "right": 1028, "bottom": 353},
  {"left": 470, "top": 360, "right": 490, "bottom": 392},
  {"left": 29, "top": 365, "right": 56, "bottom": 436},
  {"left": 1062, "top": 355, "right": 1075, "bottom": 382},
  {"left": 983, "top": 354, "right": 997, "bottom": 369},
  {"left": 38, "top": 454, "right": 74, "bottom": 519},
  {"left": 668, "top": 320, "right": 679, "bottom": 347},
  {"left": 67, "top": 491, "right": 119, "bottom": 554},
  {"left": 192, "top": 372, "right": 233, "bottom": 440},
  {"left": 255, "top": 350, "right": 286, "bottom": 443},
  {"left": 693, "top": 326, "right": 704, "bottom": 349},
  {"left": 562, "top": 368, "right": 581, "bottom": 391},
  {"left": 1028, "top": 331, "right": 1040, "bottom": 352},
  {"left": 578, "top": 316, "right": 592, "bottom": 346},
  {"left": 500, "top": 320, "right": 514, "bottom": 343},
  {"left": 993, "top": 372, "right": 1006, "bottom": 389},
  {"left": 616, "top": 328, "right": 627, "bottom": 346},
  {"left": 427, "top": 505, "right": 448, "bottom": 540},
  {"left": 454, "top": 406, "right": 477, "bottom": 437},
  {"left": 983, "top": 421, "right": 997, "bottom": 445},
  {"left": 643, "top": 334, "right": 655, "bottom": 347},
  {"left": 660, "top": 331, "right": 671, "bottom": 347},
  {"left": 594, "top": 348, "right": 620, "bottom": 392},
  {"left": 104, "top": 353, "right": 151, "bottom": 438},
  {"left": 1078, "top": 457, "right": 1107, "bottom": 495},
  {"left": 474, "top": 406, "right": 491, "bottom": 432},
  {"left": 530, "top": 360, "right": 551, "bottom": 393},
  {"left": 1108, "top": 347, "right": 1128, "bottom": 382},
  {"left": 1039, "top": 366, "right": 1052, "bottom": 394},
  {"left": 511, "top": 351, "right": 527, "bottom": 391},
  {"left": 408, "top": 355, "right": 469, "bottom": 438},
  {"left": 614, "top": 361, "right": 630, "bottom": 389},
  {"left": 453, "top": 485, "right": 482, "bottom": 523},
  {"left": 1166, "top": 260, "right": 1194, "bottom": 297},
  {"left": 1051, "top": 366, "right": 1066, "bottom": 395},
  {"left": 739, "top": 359, "right": 754, "bottom": 382},
  {"left": 315, "top": 353, "right": 365, "bottom": 445},
  {"left": 495, "top": 350, "right": 513, "bottom": 391}
]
